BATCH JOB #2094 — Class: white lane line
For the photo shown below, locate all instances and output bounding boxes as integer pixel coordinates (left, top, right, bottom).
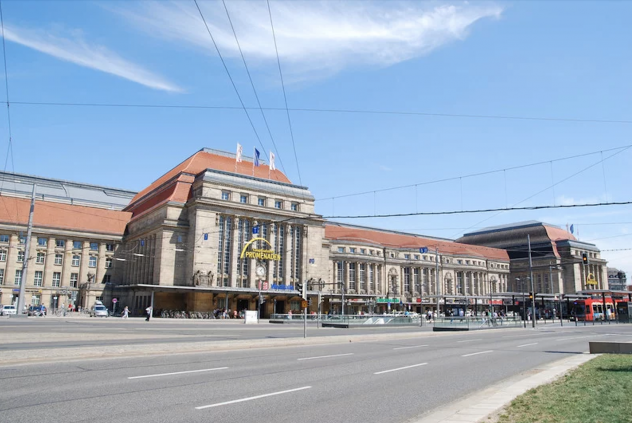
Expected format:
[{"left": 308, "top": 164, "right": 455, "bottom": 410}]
[
  {"left": 374, "top": 362, "right": 428, "bottom": 375},
  {"left": 462, "top": 350, "right": 493, "bottom": 357},
  {"left": 457, "top": 339, "right": 482, "bottom": 343},
  {"left": 393, "top": 345, "right": 428, "bottom": 350},
  {"left": 128, "top": 367, "right": 228, "bottom": 380},
  {"left": 195, "top": 386, "right": 311, "bottom": 410},
  {"left": 297, "top": 353, "right": 354, "bottom": 361},
  {"left": 517, "top": 343, "right": 538, "bottom": 348}
]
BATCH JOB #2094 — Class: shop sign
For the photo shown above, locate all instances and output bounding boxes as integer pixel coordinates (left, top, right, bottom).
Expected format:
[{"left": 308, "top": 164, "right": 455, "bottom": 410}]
[
  {"left": 376, "top": 298, "right": 399, "bottom": 304},
  {"left": 270, "top": 284, "right": 295, "bottom": 291},
  {"left": 240, "top": 238, "right": 281, "bottom": 261}
]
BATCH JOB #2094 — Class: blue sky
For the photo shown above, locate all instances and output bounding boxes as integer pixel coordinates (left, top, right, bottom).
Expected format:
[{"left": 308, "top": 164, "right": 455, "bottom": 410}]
[{"left": 1, "top": 0, "right": 631, "bottom": 278}]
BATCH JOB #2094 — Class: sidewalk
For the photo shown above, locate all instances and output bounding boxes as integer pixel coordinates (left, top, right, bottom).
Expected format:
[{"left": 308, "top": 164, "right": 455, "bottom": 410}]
[{"left": 412, "top": 353, "right": 597, "bottom": 423}]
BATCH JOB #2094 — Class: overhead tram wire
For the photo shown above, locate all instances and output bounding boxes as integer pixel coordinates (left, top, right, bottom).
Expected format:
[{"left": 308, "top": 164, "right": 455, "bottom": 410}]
[
  {"left": 267, "top": 0, "right": 303, "bottom": 189},
  {"left": 192, "top": 0, "right": 270, "bottom": 163},
  {"left": 317, "top": 144, "right": 632, "bottom": 202},
  {"left": 220, "top": 0, "right": 289, "bottom": 183},
  {"left": 323, "top": 201, "right": 632, "bottom": 220},
  {"left": 451, "top": 145, "right": 632, "bottom": 238},
  {"left": 8, "top": 101, "right": 632, "bottom": 126}
]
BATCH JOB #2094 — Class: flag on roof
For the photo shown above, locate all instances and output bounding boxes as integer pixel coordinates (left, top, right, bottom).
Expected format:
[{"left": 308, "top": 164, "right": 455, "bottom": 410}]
[
  {"left": 269, "top": 152, "right": 275, "bottom": 171},
  {"left": 254, "top": 148, "right": 260, "bottom": 167},
  {"left": 570, "top": 224, "right": 574, "bottom": 234},
  {"left": 236, "top": 143, "right": 243, "bottom": 163}
]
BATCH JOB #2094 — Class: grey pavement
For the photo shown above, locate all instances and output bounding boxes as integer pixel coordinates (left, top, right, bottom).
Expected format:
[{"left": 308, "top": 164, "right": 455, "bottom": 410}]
[{"left": 1, "top": 320, "right": 630, "bottom": 423}]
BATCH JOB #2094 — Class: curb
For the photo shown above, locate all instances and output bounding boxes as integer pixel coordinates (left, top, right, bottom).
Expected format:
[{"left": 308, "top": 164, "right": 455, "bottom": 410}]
[{"left": 410, "top": 352, "right": 598, "bottom": 423}]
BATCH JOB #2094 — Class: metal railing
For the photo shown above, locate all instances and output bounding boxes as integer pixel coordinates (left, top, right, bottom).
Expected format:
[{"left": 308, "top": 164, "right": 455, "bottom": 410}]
[{"left": 434, "top": 316, "right": 523, "bottom": 329}]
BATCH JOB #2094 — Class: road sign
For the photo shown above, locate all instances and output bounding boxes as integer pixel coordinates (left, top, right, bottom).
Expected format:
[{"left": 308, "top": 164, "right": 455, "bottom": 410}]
[
  {"left": 252, "top": 226, "right": 259, "bottom": 235},
  {"left": 301, "top": 300, "right": 308, "bottom": 309},
  {"left": 112, "top": 298, "right": 118, "bottom": 303},
  {"left": 419, "top": 247, "right": 428, "bottom": 254}
]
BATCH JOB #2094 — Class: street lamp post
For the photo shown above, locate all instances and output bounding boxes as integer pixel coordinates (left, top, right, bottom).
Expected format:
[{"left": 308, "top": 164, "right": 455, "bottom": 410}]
[{"left": 516, "top": 277, "right": 527, "bottom": 328}]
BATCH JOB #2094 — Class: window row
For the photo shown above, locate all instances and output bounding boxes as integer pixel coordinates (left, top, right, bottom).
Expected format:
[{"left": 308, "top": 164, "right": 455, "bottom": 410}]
[
  {"left": 221, "top": 192, "right": 300, "bottom": 211},
  {"left": 0, "top": 250, "right": 112, "bottom": 268},
  {"left": 4, "top": 269, "right": 112, "bottom": 287},
  {"left": 0, "top": 235, "right": 115, "bottom": 251},
  {"left": 336, "top": 247, "right": 383, "bottom": 256}
]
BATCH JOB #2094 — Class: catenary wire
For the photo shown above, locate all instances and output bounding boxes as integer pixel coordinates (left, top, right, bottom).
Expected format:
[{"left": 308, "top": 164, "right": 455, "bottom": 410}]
[
  {"left": 323, "top": 201, "right": 632, "bottom": 220},
  {"left": 267, "top": 0, "right": 303, "bottom": 188},
  {"left": 6, "top": 101, "right": 632, "bottom": 125},
  {"left": 192, "top": 0, "right": 270, "bottom": 164}
]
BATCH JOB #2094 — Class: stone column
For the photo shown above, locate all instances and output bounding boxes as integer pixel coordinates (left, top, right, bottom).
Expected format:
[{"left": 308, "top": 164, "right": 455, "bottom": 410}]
[
  {"left": 43, "top": 238, "right": 55, "bottom": 287},
  {"left": 5, "top": 234, "right": 17, "bottom": 288},
  {"left": 230, "top": 217, "right": 240, "bottom": 288},
  {"left": 79, "top": 241, "right": 90, "bottom": 285},
  {"left": 61, "top": 239, "right": 73, "bottom": 287},
  {"left": 96, "top": 243, "right": 106, "bottom": 284},
  {"left": 284, "top": 224, "right": 292, "bottom": 285}
]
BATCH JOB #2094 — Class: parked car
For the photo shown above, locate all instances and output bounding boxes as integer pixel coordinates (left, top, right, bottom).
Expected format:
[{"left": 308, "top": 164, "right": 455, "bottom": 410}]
[
  {"left": 90, "top": 304, "right": 109, "bottom": 317},
  {"left": 1, "top": 305, "right": 17, "bottom": 316}
]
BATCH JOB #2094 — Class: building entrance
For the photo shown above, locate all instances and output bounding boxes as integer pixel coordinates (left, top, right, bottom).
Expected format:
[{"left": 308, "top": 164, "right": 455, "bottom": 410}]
[
  {"left": 237, "top": 299, "right": 250, "bottom": 312},
  {"left": 275, "top": 300, "right": 286, "bottom": 314}
]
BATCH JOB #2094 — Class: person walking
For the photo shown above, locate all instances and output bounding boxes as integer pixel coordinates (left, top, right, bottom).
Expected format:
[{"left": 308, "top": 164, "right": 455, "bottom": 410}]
[
  {"left": 145, "top": 305, "right": 152, "bottom": 321},
  {"left": 122, "top": 306, "right": 129, "bottom": 319}
]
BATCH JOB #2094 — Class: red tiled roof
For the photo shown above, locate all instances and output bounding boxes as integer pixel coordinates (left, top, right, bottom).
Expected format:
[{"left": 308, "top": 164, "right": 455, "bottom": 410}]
[
  {"left": 0, "top": 196, "right": 131, "bottom": 236},
  {"left": 128, "top": 150, "right": 291, "bottom": 209},
  {"left": 325, "top": 224, "right": 509, "bottom": 260},
  {"left": 544, "top": 225, "right": 576, "bottom": 242}
]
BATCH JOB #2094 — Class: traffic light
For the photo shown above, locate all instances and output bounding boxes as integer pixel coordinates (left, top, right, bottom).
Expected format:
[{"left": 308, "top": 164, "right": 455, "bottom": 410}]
[
  {"left": 259, "top": 294, "right": 265, "bottom": 305},
  {"left": 529, "top": 292, "right": 534, "bottom": 300},
  {"left": 582, "top": 253, "right": 589, "bottom": 265},
  {"left": 296, "top": 282, "right": 304, "bottom": 297}
]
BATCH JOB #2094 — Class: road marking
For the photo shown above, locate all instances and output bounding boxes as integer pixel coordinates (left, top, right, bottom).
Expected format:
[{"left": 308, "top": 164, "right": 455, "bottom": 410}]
[
  {"left": 462, "top": 350, "right": 493, "bottom": 357},
  {"left": 195, "top": 386, "right": 311, "bottom": 409},
  {"left": 517, "top": 343, "right": 538, "bottom": 348},
  {"left": 457, "top": 339, "right": 482, "bottom": 343},
  {"left": 297, "top": 353, "right": 354, "bottom": 361},
  {"left": 128, "top": 367, "right": 228, "bottom": 380},
  {"left": 393, "top": 345, "right": 428, "bottom": 350},
  {"left": 374, "top": 362, "right": 428, "bottom": 375},
  {"left": 555, "top": 335, "right": 592, "bottom": 341}
]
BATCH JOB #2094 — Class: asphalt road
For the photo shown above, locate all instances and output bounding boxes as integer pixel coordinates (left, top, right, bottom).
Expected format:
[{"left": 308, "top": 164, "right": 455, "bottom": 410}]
[{"left": 1, "top": 323, "right": 630, "bottom": 423}]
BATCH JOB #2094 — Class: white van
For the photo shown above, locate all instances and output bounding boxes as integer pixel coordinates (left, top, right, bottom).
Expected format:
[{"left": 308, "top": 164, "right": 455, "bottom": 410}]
[{"left": 1, "top": 305, "right": 16, "bottom": 316}]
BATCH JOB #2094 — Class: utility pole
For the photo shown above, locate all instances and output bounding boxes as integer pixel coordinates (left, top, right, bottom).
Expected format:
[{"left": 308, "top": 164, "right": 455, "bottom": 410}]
[
  {"left": 16, "top": 185, "right": 36, "bottom": 317},
  {"left": 528, "top": 235, "right": 536, "bottom": 328}
]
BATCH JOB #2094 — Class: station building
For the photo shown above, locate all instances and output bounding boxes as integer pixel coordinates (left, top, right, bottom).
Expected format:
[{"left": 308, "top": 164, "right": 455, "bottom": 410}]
[{"left": 0, "top": 148, "right": 608, "bottom": 316}]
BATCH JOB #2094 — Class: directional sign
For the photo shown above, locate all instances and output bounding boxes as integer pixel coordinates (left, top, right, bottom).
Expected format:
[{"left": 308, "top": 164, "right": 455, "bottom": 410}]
[
  {"left": 419, "top": 247, "right": 428, "bottom": 254},
  {"left": 252, "top": 226, "right": 260, "bottom": 235},
  {"left": 301, "top": 300, "right": 308, "bottom": 309}
]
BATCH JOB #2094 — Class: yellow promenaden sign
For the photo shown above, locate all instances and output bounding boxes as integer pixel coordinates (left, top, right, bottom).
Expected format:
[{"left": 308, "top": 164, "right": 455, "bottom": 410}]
[
  {"left": 586, "top": 273, "right": 598, "bottom": 285},
  {"left": 240, "top": 237, "right": 281, "bottom": 261}
]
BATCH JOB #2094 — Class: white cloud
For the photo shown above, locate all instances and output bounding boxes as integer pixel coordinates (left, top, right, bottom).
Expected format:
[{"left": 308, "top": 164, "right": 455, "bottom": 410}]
[
  {"left": 4, "top": 25, "right": 182, "bottom": 92},
  {"left": 110, "top": 0, "right": 502, "bottom": 80},
  {"left": 378, "top": 164, "right": 392, "bottom": 172}
]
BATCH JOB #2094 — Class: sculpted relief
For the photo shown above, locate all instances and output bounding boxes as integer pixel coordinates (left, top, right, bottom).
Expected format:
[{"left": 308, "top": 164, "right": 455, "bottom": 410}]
[{"left": 192, "top": 270, "right": 214, "bottom": 287}]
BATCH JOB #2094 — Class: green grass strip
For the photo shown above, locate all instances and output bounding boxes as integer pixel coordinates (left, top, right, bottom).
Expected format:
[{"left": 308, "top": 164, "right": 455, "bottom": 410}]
[{"left": 496, "top": 354, "right": 632, "bottom": 423}]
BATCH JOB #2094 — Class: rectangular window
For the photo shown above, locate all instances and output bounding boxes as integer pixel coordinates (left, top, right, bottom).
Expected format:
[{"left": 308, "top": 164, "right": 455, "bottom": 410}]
[
  {"left": 72, "top": 255, "right": 80, "bottom": 266},
  {"left": 88, "top": 256, "right": 97, "bottom": 267},
  {"left": 404, "top": 267, "right": 411, "bottom": 293},
  {"left": 19, "top": 236, "right": 26, "bottom": 244},
  {"left": 14, "top": 269, "right": 22, "bottom": 286},
  {"left": 274, "top": 200, "right": 282, "bottom": 209},
  {"left": 349, "top": 263, "right": 356, "bottom": 290},
  {"left": 414, "top": 255, "right": 420, "bottom": 260},
  {"left": 359, "top": 263, "right": 366, "bottom": 291},
  {"left": 52, "top": 272, "right": 61, "bottom": 287},
  {"left": 37, "top": 237, "right": 47, "bottom": 246},
  {"left": 0, "top": 268, "right": 3, "bottom": 284},
  {"left": 105, "top": 243, "right": 114, "bottom": 252},
  {"left": 0, "top": 234, "right": 8, "bottom": 243},
  {"left": 404, "top": 254, "right": 410, "bottom": 259},
  {"left": 31, "top": 294, "right": 40, "bottom": 306},
  {"left": 350, "top": 248, "right": 356, "bottom": 254},
  {"left": 257, "top": 197, "right": 266, "bottom": 206},
  {"left": 336, "top": 261, "right": 343, "bottom": 285},
  {"left": 240, "top": 194, "right": 248, "bottom": 204},
  {"left": 54, "top": 253, "right": 63, "bottom": 265},
  {"left": 369, "top": 250, "right": 374, "bottom": 255},
  {"left": 17, "top": 250, "right": 24, "bottom": 262},
  {"left": 90, "top": 242, "right": 98, "bottom": 251},
  {"left": 34, "top": 271, "right": 43, "bottom": 287},
  {"left": 0, "top": 249, "right": 6, "bottom": 261},
  {"left": 221, "top": 191, "right": 230, "bottom": 201},
  {"left": 102, "top": 274, "right": 111, "bottom": 284},
  {"left": 338, "top": 247, "right": 345, "bottom": 253},
  {"left": 105, "top": 257, "right": 112, "bottom": 268},
  {"left": 55, "top": 239, "right": 65, "bottom": 248},
  {"left": 69, "top": 273, "right": 78, "bottom": 288},
  {"left": 36, "top": 252, "right": 45, "bottom": 264},
  {"left": 73, "top": 241, "right": 82, "bottom": 249},
  {"left": 290, "top": 203, "right": 299, "bottom": 211},
  {"left": 360, "top": 249, "right": 366, "bottom": 254}
]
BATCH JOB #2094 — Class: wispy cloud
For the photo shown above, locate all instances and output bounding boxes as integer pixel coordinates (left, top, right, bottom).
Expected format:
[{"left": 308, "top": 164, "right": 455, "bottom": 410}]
[
  {"left": 111, "top": 0, "right": 502, "bottom": 81},
  {"left": 4, "top": 25, "right": 182, "bottom": 92},
  {"left": 378, "top": 164, "right": 392, "bottom": 172}
]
